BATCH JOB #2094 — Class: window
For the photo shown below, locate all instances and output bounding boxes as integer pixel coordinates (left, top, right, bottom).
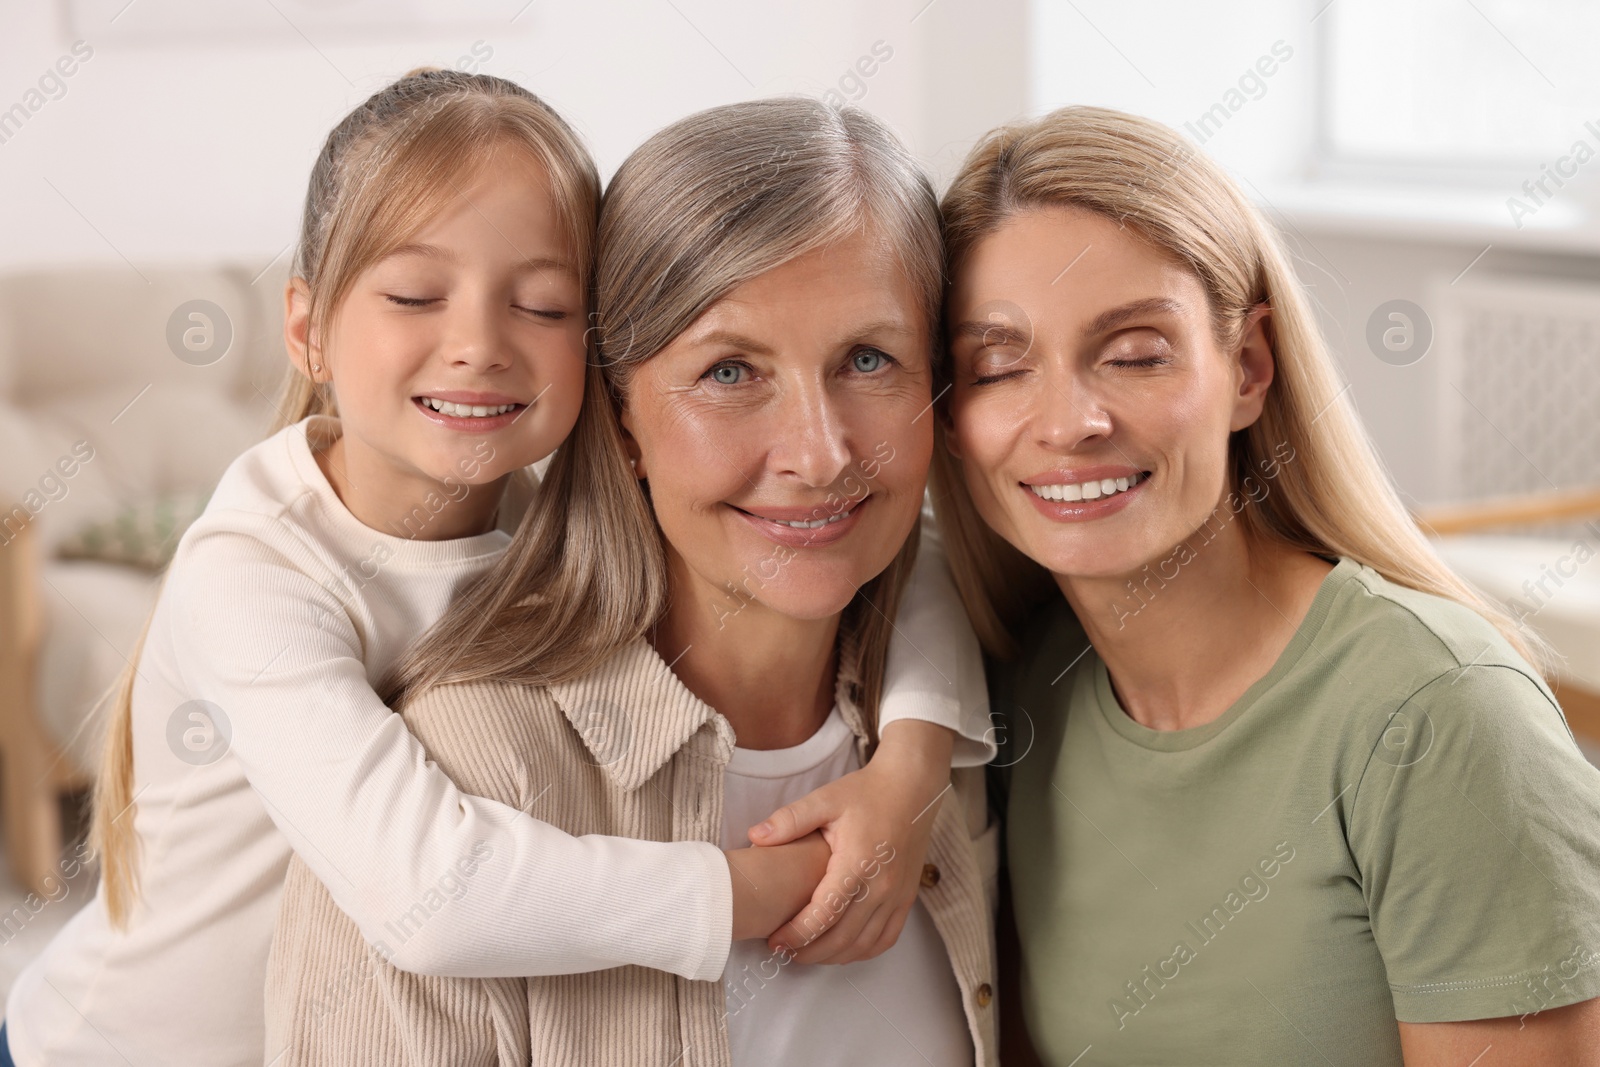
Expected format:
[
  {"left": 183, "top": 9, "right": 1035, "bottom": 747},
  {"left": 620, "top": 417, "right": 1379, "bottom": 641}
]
[{"left": 1319, "top": 0, "right": 1600, "bottom": 179}]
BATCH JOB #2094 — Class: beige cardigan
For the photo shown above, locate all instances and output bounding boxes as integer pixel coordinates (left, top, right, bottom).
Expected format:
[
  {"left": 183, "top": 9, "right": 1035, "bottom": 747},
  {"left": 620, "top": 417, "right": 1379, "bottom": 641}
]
[{"left": 264, "top": 631, "right": 1000, "bottom": 1066}]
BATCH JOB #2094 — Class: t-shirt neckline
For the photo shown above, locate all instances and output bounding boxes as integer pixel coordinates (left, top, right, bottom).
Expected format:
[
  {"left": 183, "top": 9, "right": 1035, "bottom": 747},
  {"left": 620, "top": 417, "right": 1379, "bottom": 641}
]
[
  {"left": 1092, "top": 556, "right": 1358, "bottom": 751},
  {"left": 725, "top": 706, "right": 852, "bottom": 779}
]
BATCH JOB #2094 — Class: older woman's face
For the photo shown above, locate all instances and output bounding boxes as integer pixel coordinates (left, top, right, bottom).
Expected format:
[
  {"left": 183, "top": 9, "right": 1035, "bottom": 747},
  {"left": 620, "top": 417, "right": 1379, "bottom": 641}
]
[
  {"left": 622, "top": 230, "right": 932, "bottom": 626},
  {"left": 946, "top": 206, "right": 1271, "bottom": 581}
]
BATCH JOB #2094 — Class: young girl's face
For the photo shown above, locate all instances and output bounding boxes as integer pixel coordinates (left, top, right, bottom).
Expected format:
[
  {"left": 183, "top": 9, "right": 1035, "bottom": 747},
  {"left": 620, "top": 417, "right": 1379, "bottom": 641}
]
[
  {"left": 313, "top": 148, "right": 587, "bottom": 494},
  {"left": 621, "top": 229, "right": 933, "bottom": 627},
  {"left": 945, "top": 206, "right": 1271, "bottom": 582}
]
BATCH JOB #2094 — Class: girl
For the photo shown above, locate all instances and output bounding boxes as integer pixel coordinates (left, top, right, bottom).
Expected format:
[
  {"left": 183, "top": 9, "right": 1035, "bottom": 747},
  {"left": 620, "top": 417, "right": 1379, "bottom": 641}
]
[
  {"left": 934, "top": 106, "right": 1600, "bottom": 1065},
  {"left": 264, "top": 96, "right": 1000, "bottom": 1066},
  {"left": 1, "top": 71, "right": 990, "bottom": 1067}
]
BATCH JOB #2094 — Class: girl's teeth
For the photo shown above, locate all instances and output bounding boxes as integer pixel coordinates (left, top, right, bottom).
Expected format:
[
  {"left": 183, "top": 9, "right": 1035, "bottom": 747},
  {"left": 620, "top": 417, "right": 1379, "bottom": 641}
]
[
  {"left": 421, "top": 398, "right": 516, "bottom": 417},
  {"left": 1027, "top": 472, "right": 1146, "bottom": 503}
]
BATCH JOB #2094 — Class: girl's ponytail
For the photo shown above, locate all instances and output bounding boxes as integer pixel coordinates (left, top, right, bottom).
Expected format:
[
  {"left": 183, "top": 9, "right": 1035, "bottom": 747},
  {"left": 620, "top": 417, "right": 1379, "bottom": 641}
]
[{"left": 88, "top": 611, "right": 156, "bottom": 925}]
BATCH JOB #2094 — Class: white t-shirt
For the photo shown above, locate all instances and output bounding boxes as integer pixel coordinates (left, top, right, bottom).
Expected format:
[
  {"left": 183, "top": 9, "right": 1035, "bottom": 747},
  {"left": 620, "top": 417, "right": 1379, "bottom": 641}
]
[
  {"left": 6, "top": 415, "right": 992, "bottom": 1067},
  {"left": 721, "top": 708, "right": 974, "bottom": 1067}
]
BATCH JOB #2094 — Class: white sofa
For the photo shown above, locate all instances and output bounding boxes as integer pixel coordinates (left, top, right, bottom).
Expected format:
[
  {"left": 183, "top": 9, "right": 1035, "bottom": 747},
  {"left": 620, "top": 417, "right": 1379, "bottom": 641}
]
[
  {"left": 0, "top": 262, "right": 287, "bottom": 895},
  {"left": 1420, "top": 491, "right": 1600, "bottom": 750}
]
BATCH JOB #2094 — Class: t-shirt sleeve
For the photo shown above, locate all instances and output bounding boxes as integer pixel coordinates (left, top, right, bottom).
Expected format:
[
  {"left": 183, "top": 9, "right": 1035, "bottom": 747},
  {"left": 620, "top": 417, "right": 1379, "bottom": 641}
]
[
  {"left": 877, "top": 510, "right": 996, "bottom": 767},
  {"left": 163, "top": 523, "right": 731, "bottom": 982},
  {"left": 1349, "top": 662, "right": 1600, "bottom": 1022}
]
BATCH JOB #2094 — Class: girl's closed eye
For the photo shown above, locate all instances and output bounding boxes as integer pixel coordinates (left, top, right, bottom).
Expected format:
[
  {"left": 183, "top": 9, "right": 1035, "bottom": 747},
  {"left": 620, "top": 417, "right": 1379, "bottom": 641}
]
[
  {"left": 516, "top": 305, "right": 569, "bottom": 321},
  {"left": 385, "top": 295, "right": 570, "bottom": 319}
]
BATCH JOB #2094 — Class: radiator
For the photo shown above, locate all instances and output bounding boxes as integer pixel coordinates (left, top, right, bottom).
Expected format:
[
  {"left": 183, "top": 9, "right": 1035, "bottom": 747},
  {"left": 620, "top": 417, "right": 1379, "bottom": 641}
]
[{"left": 1432, "top": 273, "right": 1600, "bottom": 507}]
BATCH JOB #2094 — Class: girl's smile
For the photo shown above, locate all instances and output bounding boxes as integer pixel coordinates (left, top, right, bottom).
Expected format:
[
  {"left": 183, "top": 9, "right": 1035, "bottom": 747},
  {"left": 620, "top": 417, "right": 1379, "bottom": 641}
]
[{"left": 412, "top": 391, "right": 531, "bottom": 433}]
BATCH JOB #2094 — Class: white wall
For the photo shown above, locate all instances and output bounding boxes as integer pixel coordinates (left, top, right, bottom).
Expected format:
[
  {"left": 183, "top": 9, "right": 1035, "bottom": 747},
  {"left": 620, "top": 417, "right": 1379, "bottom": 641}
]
[
  {"left": 1029, "top": 0, "right": 1317, "bottom": 189},
  {"left": 0, "top": 0, "right": 1030, "bottom": 270}
]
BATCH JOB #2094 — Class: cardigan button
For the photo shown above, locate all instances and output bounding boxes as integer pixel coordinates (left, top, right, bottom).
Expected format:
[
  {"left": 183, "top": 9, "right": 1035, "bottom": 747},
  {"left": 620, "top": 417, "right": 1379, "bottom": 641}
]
[
  {"left": 920, "top": 863, "right": 940, "bottom": 889},
  {"left": 976, "top": 983, "right": 993, "bottom": 1008}
]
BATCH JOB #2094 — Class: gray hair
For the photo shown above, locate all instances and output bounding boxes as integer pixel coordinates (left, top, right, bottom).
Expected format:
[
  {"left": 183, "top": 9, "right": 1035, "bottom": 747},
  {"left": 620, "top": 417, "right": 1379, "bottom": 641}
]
[{"left": 594, "top": 96, "right": 942, "bottom": 386}]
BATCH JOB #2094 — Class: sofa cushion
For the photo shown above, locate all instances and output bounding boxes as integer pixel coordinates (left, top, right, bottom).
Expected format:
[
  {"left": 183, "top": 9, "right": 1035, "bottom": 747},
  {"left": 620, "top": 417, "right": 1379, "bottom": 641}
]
[
  {"left": 35, "top": 559, "right": 163, "bottom": 775},
  {"left": 0, "top": 265, "right": 284, "bottom": 407},
  {"left": 1, "top": 383, "right": 270, "bottom": 555},
  {"left": 1436, "top": 534, "right": 1600, "bottom": 693}
]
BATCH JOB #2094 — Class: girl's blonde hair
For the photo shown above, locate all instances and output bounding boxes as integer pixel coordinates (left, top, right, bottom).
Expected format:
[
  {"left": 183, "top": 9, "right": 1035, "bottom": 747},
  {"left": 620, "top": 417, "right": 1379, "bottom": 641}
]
[
  {"left": 91, "top": 69, "right": 601, "bottom": 927},
  {"left": 932, "top": 105, "right": 1546, "bottom": 669},
  {"left": 382, "top": 97, "right": 944, "bottom": 739}
]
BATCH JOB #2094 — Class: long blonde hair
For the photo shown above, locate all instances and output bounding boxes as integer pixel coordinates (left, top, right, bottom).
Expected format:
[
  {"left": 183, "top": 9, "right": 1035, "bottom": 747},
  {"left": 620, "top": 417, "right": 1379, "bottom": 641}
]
[
  {"left": 931, "top": 105, "right": 1546, "bottom": 669},
  {"left": 91, "top": 69, "right": 601, "bottom": 926},
  {"left": 383, "top": 97, "right": 945, "bottom": 739}
]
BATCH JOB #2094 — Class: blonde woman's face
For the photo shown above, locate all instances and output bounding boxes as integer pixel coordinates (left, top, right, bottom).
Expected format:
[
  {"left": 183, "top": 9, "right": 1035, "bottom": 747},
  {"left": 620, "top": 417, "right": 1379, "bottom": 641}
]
[
  {"left": 622, "top": 230, "right": 933, "bottom": 627},
  {"left": 316, "top": 150, "right": 588, "bottom": 491},
  {"left": 946, "top": 206, "right": 1272, "bottom": 581}
]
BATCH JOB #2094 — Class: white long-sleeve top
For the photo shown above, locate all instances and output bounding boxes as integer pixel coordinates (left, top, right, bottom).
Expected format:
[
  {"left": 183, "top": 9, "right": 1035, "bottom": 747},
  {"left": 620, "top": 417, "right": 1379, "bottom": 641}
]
[{"left": 5, "top": 414, "right": 991, "bottom": 1067}]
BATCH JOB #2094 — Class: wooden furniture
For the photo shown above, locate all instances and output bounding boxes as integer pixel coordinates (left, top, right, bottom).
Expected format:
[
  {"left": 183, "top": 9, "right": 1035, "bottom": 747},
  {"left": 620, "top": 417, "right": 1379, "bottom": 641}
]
[
  {"left": 1415, "top": 487, "right": 1600, "bottom": 539},
  {"left": 0, "top": 522, "right": 90, "bottom": 896},
  {"left": 1416, "top": 486, "right": 1600, "bottom": 741}
]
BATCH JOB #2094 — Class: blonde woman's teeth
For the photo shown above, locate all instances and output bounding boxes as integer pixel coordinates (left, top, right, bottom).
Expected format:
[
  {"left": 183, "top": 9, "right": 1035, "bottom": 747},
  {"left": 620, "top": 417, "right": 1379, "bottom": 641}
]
[
  {"left": 1028, "top": 472, "right": 1146, "bottom": 502},
  {"left": 420, "top": 398, "right": 517, "bottom": 417}
]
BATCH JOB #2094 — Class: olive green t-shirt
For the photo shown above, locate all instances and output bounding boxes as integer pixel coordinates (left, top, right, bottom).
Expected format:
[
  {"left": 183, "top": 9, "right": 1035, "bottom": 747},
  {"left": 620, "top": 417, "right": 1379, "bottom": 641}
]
[{"left": 991, "top": 557, "right": 1600, "bottom": 1066}]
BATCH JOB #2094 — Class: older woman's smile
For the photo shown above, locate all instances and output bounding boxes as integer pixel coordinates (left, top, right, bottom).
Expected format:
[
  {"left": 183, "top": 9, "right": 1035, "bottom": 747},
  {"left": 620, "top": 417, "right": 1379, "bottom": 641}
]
[{"left": 730, "top": 496, "right": 869, "bottom": 547}]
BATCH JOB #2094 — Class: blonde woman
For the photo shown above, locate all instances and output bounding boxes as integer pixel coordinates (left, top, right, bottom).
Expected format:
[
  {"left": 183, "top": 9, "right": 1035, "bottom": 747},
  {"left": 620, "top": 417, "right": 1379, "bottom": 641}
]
[
  {"left": 930, "top": 106, "right": 1600, "bottom": 1066},
  {"left": 264, "top": 97, "right": 1000, "bottom": 1066}
]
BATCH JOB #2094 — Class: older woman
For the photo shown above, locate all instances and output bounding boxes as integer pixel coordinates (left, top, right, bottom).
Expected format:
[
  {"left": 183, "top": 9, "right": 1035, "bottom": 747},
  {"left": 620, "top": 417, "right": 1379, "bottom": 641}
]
[
  {"left": 262, "top": 98, "right": 999, "bottom": 1067},
  {"left": 932, "top": 106, "right": 1600, "bottom": 1066}
]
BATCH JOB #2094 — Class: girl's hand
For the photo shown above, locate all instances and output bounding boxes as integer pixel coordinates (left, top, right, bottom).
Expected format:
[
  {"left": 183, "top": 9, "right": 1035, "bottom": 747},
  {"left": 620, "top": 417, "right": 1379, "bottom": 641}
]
[{"left": 748, "top": 719, "right": 954, "bottom": 965}]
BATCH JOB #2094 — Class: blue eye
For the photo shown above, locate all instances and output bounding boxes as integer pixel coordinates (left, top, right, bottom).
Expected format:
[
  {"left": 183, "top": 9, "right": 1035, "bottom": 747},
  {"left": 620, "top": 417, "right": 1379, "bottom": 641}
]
[
  {"left": 708, "top": 362, "right": 745, "bottom": 385},
  {"left": 852, "top": 349, "right": 889, "bottom": 373}
]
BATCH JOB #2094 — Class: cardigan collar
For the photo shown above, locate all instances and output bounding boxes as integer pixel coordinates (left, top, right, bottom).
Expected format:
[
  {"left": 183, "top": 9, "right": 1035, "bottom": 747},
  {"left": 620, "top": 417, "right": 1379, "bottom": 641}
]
[{"left": 547, "top": 626, "right": 875, "bottom": 792}]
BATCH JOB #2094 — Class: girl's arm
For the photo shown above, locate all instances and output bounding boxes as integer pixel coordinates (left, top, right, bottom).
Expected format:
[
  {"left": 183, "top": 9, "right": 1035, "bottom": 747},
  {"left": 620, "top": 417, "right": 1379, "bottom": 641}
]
[
  {"left": 876, "top": 512, "right": 994, "bottom": 766},
  {"left": 167, "top": 525, "right": 743, "bottom": 981},
  {"left": 748, "top": 510, "right": 994, "bottom": 964}
]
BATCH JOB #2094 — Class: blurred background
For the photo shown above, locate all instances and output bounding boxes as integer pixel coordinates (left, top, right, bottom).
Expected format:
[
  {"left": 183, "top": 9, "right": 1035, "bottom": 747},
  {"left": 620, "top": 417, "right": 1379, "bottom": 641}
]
[{"left": 1, "top": 0, "right": 1597, "bottom": 994}]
